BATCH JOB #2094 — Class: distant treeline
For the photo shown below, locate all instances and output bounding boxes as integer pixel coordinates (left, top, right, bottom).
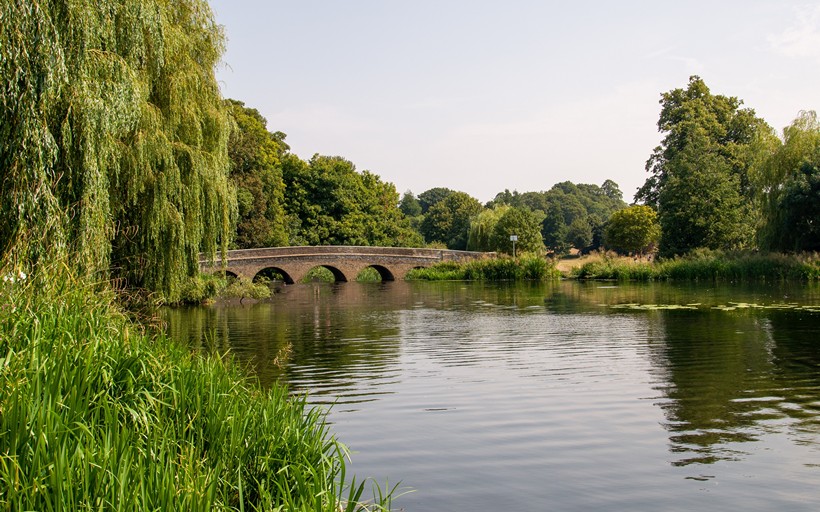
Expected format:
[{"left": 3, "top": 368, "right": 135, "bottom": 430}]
[{"left": 226, "top": 99, "right": 629, "bottom": 258}]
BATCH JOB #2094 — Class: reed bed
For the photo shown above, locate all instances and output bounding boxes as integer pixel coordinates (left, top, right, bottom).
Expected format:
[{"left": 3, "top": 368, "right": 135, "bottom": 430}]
[
  {"left": 407, "top": 254, "right": 560, "bottom": 281},
  {"left": 570, "top": 250, "right": 820, "bottom": 281},
  {"left": 0, "top": 262, "right": 394, "bottom": 511}
]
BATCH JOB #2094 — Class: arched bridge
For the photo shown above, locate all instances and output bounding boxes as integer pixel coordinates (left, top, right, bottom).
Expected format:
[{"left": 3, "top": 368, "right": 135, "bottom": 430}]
[{"left": 200, "top": 246, "right": 492, "bottom": 284}]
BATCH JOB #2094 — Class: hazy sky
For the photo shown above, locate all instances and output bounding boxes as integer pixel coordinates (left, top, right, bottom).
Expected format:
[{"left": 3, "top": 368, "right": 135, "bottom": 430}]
[{"left": 209, "top": 1, "right": 820, "bottom": 203}]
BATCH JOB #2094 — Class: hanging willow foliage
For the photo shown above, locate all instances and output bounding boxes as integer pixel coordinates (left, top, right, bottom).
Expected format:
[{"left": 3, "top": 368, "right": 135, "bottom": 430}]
[{"left": 1, "top": 0, "right": 234, "bottom": 301}]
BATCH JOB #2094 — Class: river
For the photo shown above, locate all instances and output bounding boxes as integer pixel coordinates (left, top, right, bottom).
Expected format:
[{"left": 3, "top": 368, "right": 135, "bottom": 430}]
[{"left": 164, "top": 280, "right": 820, "bottom": 511}]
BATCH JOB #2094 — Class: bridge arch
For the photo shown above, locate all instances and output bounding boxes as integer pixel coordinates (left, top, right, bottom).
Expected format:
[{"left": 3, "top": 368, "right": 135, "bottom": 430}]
[
  {"left": 305, "top": 265, "right": 349, "bottom": 283},
  {"left": 366, "top": 264, "right": 395, "bottom": 281},
  {"left": 212, "top": 269, "right": 239, "bottom": 280},
  {"left": 253, "top": 267, "right": 295, "bottom": 285}
]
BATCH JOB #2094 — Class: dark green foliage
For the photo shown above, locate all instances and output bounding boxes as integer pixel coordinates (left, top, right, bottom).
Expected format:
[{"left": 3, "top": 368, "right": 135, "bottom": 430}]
[
  {"left": 419, "top": 191, "right": 483, "bottom": 249},
  {"left": 777, "top": 160, "right": 820, "bottom": 251},
  {"left": 566, "top": 218, "right": 593, "bottom": 252},
  {"left": 757, "top": 111, "right": 820, "bottom": 252},
  {"left": 417, "top": 187, "right": 455, "bottom": 214},
  {"left": 1, "top": 0, "right": 234, "bottom": 302},
  {"left": 541, "top": 203, "right": 570, "bottom": 255},
  {"left": 226, "top": 99, "right": 289, "bottom": 248}
]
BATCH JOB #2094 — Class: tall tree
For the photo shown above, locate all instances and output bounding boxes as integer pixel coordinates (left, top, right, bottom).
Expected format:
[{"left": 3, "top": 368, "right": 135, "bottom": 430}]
[
  {"left": 226, "top": 99, "right": 288, "bottom": 248},
  {"left": 419, "top": 191, "right": 482, "bottom": 249},
  {"left": 282, "top": 154, "right": 421, "bottom": 247},
  {"left": 399, "top": 190, "right": 422, "bottom": 217},
  {"left": 1, "top": 0, "right": 234, "bottom": 301},
  {"left": 541, "top": 203, "right": 570, "bottom": 255},
  {"left": 757, "top": 111, "right": 820, "bottom": 251},
  {"left": 636, "top": 76, "right": 774, "bottom": 257}
]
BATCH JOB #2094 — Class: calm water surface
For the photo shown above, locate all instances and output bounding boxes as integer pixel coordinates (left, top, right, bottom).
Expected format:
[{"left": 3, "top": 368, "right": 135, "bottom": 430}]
[{"left": 164, "top": 281, "right": 820, "bottom": 511}]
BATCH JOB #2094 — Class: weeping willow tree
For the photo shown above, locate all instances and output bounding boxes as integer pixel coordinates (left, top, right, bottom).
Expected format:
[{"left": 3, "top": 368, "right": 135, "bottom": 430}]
[{"left": 1, "top": 0, "right": 234, "bottom": 301}]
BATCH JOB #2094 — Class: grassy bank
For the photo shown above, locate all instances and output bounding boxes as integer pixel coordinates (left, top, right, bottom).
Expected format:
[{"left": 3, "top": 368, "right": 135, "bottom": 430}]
[
  {"left": 569, "top": 250, "right": 820, "bottom": 281},
  {"left": 0, "top": 263, "right": 394, "bottom": 511},
  {"left": 406, "top": 254, "right": 561, "bottom": 281}
]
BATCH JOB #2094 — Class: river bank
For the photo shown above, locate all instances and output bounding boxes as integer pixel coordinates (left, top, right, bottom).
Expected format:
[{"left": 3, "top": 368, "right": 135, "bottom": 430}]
[{"left": 0, "top": 263, "right": 394, "bottom": 511}]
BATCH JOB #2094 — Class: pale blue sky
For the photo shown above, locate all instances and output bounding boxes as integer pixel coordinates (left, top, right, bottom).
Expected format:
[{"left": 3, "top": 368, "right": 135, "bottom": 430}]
[{"left": 209, "top": 1, "right": 820, "bottom": 203}]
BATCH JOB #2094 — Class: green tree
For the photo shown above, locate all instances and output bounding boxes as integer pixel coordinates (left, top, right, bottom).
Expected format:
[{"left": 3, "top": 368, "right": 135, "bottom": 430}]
[
  {"left": 399, "top": 190, "right": 422, "bottom": 217},
  {"left": 1, "top": 0, "right": 234, "bottom": 301},
  {"left": 226, "top": 100, "right": 288, "bottom": 248},
  {"left": 282, "top": 154, "right": 421, "bottom": 247},
  {"left": 467, "top": 205, "right": 510, "bottom": 252},
  {"left": 419, "top": 191, "right": 483, "bottom": 249},
  {"left": 604, "top": 205, "right": 661, "bottom": 255},
  {"left": 566, "top": 218, "right": 593, "bottom": 252},
  {"left": 417, "top": 187, "right": 455, "bottom": 214},
  {"left": 757, "top": 111, "right": 820, "bottom": 252},
  {"left": 636, "top": 76, "right": 774, "bottom": 257},
  {"left": 542, "top": 203, "right": 570, "bottom": 255},
  {"left": 776, "top": 160, "right": 820, "bottom": 251},
  {"left": 490, "top": 207, "right": 545, "bottom": 255}
]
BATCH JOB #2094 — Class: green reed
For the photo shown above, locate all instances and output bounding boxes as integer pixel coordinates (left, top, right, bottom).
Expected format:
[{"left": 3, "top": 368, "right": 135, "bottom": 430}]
[
  {"left": 571, "top": 249, "right": 820, "bottom": 281},
  {"left": 0, "top": 261, "right": 396, "bottom": 511},
  {"left": 407, "top": 254, "right": 560, "bottom": 281}
]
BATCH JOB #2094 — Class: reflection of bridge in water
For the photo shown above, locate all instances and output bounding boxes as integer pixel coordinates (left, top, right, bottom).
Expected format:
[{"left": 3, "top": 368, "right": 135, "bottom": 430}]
[{"left": 200, "top": 246, "right": 492, "bottom": 284}]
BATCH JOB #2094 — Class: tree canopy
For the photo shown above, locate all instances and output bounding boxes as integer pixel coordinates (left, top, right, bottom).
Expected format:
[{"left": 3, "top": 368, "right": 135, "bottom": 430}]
[
  {"left": 636, "top": 76, "right": 775, "bottom": 257},
  {"left": 604, "top": 205, "right": 660, "bottom": 255},
  {"left": 1, "top": 0, "right": 234, "bottom": 301},
  {"left": 226, "top": 99, "right": 288, "bottom": 248},
  {"left": 490, "top": 207, "right": 544, "bottom": 255},
  {"left": 757, "top": 111, "right": 820, "bottom": 252},
  {"left": 419, "top": 191, "right": 483, "bottom": 250},
  {"left": 281, "top": 154, "right": 422, "bottom": 247}
]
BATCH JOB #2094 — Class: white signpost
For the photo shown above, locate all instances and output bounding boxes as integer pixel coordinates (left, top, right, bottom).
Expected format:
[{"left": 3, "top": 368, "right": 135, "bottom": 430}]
[{"left": 510, "top": 235, "right": 518, "bottom": 258}]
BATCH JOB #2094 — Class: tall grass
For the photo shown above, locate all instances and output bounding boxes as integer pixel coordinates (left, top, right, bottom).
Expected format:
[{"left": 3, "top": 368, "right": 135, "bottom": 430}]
[
  {"left": 570, "top": 249, "right": 820, "bottom": 281},
  {"left": 0, "top": 261, "right": 395, "bottom": 511},
  {"left": 407, "top": 254, "right": 560, "bottom": 281}
]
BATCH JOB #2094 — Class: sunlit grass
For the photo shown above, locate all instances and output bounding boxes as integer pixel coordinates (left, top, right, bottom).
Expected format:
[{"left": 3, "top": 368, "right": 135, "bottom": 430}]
[
  {"left": 406, "top": 254, "right": 560, "bottom": 281},
  {"left": 0, "top": 260, "right": 397, "bottom": 511},
  {"left": 570, "top": 249, "right": 820, "bottom": 281}
]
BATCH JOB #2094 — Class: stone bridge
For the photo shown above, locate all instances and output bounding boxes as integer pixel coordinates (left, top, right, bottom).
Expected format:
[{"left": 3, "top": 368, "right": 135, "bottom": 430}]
[{"left": 199, "top": 246, "right": 493, "bottom": 284}]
